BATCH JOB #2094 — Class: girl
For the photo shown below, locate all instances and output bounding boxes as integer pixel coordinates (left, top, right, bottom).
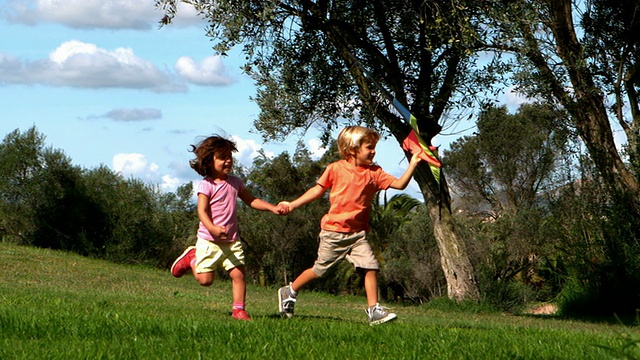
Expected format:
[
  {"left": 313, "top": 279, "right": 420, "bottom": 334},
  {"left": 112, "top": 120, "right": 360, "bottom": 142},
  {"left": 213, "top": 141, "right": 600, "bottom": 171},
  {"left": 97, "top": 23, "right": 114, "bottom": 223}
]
[{"left": 171, "top": 135, "right": 287, "bottom": 320}]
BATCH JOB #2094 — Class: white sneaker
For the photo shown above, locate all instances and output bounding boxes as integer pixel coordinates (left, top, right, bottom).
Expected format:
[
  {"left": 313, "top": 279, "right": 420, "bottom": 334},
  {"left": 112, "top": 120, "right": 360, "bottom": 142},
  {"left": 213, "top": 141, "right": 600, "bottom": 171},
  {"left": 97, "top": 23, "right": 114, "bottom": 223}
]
[
  {"left": 278, "top": 284, "right": 296, "bottom": 318},
  {"left": 366, "top": 303, "right": 397, "bottom": 325}
]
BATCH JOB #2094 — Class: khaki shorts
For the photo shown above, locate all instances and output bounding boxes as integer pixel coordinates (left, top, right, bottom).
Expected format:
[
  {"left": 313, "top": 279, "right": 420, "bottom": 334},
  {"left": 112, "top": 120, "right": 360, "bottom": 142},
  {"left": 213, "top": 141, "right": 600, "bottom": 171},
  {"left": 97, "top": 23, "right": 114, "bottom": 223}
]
[
  {"left": 194, "top": 237, "right": 245, "bottom": 273},
  {"left": 312, "top": 230, "right": 379, "bottom": 277}
]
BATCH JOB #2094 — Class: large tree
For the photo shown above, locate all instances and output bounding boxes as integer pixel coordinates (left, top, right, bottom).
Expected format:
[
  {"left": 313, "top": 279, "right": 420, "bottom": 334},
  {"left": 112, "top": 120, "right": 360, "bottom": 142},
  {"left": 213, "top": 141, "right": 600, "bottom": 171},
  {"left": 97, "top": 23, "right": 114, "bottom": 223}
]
[
  {"left": 480, "top": 0, "right": 640, "bottom": 230},
  {"left": 157, "top": 0, "right": 490, "bottom": 300},
  {"left": 477, "top": 0, "right": 640, "bottom": 312}
]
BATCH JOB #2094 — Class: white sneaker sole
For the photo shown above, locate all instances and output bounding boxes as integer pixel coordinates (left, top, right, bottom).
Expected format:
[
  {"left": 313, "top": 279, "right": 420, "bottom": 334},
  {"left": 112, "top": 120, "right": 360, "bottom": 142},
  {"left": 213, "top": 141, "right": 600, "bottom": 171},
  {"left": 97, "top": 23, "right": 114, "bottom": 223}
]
[{"left": 369, "top": 313, "right": 398, "bottom": 326}]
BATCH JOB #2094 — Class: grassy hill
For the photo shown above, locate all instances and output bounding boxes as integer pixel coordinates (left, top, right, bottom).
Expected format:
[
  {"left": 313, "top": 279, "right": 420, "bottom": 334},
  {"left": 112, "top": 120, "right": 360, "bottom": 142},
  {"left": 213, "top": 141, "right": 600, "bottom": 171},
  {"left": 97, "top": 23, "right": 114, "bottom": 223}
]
[{"left": 0, "top": 242, "right": 638, "bottom": 359}]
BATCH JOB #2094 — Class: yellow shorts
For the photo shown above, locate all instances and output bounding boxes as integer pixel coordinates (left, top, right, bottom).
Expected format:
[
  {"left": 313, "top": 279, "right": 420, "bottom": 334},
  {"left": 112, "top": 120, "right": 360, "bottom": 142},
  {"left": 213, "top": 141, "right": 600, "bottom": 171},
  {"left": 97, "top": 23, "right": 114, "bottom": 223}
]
[{"left": 194, "top": 237, "right": 245, "bottom": 273}]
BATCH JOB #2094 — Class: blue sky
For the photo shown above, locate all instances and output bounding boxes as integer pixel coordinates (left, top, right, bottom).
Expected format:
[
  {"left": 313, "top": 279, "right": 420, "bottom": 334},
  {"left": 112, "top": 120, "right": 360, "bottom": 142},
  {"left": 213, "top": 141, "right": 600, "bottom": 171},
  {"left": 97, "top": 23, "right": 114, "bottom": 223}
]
[{"left": 0, "top": 0, "right": 530, "bottom": 199}]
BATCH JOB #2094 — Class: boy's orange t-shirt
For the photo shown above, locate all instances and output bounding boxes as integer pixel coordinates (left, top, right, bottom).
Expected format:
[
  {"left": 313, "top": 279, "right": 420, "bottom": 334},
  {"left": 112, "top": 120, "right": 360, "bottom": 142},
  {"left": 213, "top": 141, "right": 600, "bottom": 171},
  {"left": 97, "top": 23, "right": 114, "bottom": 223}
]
[{"left": 317, "top": 159, "right": 396, "bottom": 233}]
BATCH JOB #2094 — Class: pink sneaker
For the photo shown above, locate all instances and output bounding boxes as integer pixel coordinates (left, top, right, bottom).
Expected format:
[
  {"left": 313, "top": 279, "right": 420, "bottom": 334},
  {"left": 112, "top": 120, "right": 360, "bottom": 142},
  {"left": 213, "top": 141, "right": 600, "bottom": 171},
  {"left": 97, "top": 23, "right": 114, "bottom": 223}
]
[
  {"left": 232, "top": 308, "right": 252, "bottom": 321},
  {"left": 170, "top": 246, "right": 195, "bottom": 278}
]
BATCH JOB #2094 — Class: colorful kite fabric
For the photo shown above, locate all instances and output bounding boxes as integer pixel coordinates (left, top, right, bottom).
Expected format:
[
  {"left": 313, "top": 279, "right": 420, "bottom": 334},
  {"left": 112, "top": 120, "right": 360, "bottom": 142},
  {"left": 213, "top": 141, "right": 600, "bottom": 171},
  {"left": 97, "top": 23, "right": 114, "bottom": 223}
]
[{"left": 392, "top": 98, "right": 442, "bottom": 183}]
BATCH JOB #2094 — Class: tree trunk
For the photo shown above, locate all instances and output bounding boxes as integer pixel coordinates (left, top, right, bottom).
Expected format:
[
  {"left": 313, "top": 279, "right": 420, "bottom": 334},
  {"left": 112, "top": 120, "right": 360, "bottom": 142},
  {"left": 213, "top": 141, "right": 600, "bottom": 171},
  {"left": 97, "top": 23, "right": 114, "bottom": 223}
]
[{"left": 414, "top": 164, "right": 481, "bottom": 301}]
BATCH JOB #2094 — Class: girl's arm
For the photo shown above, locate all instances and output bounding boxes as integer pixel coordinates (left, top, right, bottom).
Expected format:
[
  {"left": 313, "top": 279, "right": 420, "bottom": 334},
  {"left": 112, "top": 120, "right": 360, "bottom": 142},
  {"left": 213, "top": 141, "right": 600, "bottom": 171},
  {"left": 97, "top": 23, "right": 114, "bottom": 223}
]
[
  {"left": 389, "top": 153, "right": 422, "bottom": 190},
  {"left": 197, "top": 193, "right": 228, "bottom": 239},
  {"left": 238, "top": 187, "right": 282, "bottom": 214}
]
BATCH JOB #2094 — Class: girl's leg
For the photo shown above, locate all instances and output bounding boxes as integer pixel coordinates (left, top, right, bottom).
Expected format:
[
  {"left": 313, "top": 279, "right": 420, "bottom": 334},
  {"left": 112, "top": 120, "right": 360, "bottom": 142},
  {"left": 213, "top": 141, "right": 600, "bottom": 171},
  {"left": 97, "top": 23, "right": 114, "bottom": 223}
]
[
  {"left": 363, "top": 269, "right": 378, "bottom": 307},
  {"left": 193, "top": 269, "right": 214, "bottom": 287},
  {"left": 229, "top": 266, "right": 246, "bottom": 304}
]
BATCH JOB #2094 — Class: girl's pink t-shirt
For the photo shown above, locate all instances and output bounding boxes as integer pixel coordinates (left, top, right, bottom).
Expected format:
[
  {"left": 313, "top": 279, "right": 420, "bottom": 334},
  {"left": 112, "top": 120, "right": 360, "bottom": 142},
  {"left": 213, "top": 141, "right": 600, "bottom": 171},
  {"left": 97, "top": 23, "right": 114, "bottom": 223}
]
[
  {"left": 317, "top": 159, "right": 396, "bottom": 233},
  {"left": 196, "top": 176, "right": 245, "bottom": 242}
]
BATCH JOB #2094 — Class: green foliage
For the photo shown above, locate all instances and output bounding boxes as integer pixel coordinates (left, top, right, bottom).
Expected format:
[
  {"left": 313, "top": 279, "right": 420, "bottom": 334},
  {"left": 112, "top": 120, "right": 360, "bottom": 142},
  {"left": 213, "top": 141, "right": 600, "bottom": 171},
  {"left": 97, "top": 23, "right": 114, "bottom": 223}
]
[
  {"left": 157, "top": 0, "right": 499, "bottom": 144},
  {"left": 481, "top": 0, "right": 640, "bottom": 236},
  {"left": 380, "top": 206, "right": 444, "bottom": 302},
  {"left": 549, "top": 183, "right": 640, "bottom": 316},
  {"left": 0, "top": 127, "right": 197, "bottom": 267},
  {"left": 0, "top": 127, "right": 55, "bottom": 243},
  {"left": 445, "top": 103, "right": 570, "bottom": 213},
  {"left": 539, "top": 150, "right": 640, "bottom": 317},
  {"left": 444, "top": 103, "right": 572, "bottom": 309},
  {"left": 369, "top": 192, "right": 422, "bottom": 250}
]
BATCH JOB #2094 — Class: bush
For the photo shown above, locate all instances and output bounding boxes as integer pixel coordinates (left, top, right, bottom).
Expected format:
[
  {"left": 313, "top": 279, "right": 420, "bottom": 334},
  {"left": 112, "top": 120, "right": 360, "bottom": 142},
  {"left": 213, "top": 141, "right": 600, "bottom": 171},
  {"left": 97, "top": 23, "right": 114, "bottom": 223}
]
[{"left": 381, "top": 206, "right": 445, "bottom": 302}]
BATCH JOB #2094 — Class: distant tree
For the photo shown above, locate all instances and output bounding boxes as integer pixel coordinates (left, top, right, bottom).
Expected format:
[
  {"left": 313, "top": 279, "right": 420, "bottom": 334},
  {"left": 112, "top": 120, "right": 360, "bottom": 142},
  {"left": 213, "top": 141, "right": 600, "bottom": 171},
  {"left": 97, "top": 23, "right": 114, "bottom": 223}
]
[
  {"left": 381, "top": 205, "right": 444, "bottom": 302},
  {"left": 480, "top": 0, "right": 640, "bottom": 231},
  {"left": 0, "top": 127, "right": 45, "bottom": 243},
  {"left": 445, "top": 103, "right": 570, "bottom": 217},
  {"left": 0, "top": 127, "right": 91, "bottom": 250},
  {"left": 30, "top": 151, "right": 106, "bottom": 255},
  {"left": 444, "top": 103, "right": 571, "bottom": 308},
  {"left": 369, "top": 192, "right": 422, "bottom": 253},
  {"left": 0, "top": 127, "right": 196, "bottom": 266}
]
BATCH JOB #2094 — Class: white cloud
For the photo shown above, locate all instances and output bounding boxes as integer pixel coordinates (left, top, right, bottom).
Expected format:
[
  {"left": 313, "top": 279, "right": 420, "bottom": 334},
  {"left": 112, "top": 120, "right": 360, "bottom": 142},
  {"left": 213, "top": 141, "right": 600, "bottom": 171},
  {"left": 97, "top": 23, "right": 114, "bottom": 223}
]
[
  {"left": 113, "top": 153, "right": 161, "bottom": 183},
  {"left": 3, "top": 0, "right": 203, "bottom": 30},
  {"left": 107, "top": 136, "right": 276, "bottom": 194},
  {"left": 0, "top": 40, "right": 186, "bottom": 92},
  {"left": 175, "top": 56, "right": 235, "bottom": 86},
  {"left": 501, "top": 86, "right": 531, "bottom": 112},
  {"left": 307, "top": 138, "right": 327, "bottom": 159},
  {"left": 231, "top": 135, "right": 274, "bottom": 167},
  {"left": 113, "top": 153, "right": 193, "bottom": 193},
  {"left": 160, "top": 174, "right": 182, "bottom": 192}
]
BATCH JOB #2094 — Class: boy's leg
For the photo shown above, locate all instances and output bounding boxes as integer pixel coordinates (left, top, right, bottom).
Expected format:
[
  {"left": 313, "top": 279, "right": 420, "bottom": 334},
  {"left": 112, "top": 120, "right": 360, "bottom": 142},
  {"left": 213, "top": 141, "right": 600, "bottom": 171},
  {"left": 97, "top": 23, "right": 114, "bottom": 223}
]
[
  {"left": 363, "top": 269, "right": 397, "bottom": 325},
  {"left": 291, "top": 268, "right": 320, "bottom": 292},
  {"left": 279, "top": 230, "right": 350, "bottom": 318},
  {"left": 278, "top": 269, "right": 320, "bottom": 318},
  {"left": 347, "top": 234, "right": 397, "bottom": 325},
  {"left": 363, "top": 269, "right": 378, "bottom": 307}
]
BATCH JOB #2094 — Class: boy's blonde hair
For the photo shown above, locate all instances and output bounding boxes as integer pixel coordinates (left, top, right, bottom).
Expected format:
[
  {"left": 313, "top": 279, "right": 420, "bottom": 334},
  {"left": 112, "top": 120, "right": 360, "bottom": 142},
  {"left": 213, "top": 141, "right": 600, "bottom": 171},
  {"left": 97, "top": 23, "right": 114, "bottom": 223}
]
[{"left": 337, "top": 126, "right": 380, "bottom": 159}]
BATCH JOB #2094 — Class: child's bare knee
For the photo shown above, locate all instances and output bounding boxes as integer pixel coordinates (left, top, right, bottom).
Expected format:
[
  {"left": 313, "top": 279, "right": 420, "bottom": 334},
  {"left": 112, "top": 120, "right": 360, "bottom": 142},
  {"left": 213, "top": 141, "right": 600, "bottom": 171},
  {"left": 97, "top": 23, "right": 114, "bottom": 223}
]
[{"left": 196, "top": 273, "right": 215, "bottom": 286}]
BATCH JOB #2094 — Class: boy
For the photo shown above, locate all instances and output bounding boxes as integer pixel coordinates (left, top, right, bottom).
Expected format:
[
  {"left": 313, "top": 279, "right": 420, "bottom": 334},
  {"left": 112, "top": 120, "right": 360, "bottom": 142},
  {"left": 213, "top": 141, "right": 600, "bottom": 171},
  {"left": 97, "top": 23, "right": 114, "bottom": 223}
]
[{"left": 278, "top": 126, "right": 422, "bottom": 325}]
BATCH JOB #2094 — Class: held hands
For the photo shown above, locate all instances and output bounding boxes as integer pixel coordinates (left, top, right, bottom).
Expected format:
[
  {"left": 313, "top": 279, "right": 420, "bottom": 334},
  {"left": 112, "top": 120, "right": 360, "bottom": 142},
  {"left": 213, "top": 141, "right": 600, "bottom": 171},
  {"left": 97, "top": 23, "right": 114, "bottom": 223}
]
[{"left": 277, "top": 201, "right": 292, "bottom": 215}]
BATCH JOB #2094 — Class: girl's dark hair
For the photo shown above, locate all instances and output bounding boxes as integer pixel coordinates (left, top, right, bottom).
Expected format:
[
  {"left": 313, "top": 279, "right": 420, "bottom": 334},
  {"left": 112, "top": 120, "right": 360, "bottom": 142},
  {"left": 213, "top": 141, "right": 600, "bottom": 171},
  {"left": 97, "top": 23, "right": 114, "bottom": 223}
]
[{"left": 189, "top": 135, "right": 237, "bottom": 176}]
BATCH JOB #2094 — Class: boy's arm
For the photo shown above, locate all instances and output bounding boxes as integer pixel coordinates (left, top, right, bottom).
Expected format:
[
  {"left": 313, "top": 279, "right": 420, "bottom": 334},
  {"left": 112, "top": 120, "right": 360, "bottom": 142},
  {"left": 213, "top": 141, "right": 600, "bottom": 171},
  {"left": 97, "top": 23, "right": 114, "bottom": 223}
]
[
  {"left": 238, "top": 187, "right": 282, "bottom": 214},
  {"left": 389, "top": 153, "right": 422, "bottom": 190},
  {"left": 285, "top": 184, "right": 327, "bottom": 211}
]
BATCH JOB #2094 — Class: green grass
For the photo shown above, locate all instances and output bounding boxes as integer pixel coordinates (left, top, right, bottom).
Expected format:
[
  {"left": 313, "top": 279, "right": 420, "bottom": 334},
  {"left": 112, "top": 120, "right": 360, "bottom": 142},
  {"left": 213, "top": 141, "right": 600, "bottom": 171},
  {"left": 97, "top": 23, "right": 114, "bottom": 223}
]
[{"left": 1, "top": 242, "right": 638, "bottom": 359}]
